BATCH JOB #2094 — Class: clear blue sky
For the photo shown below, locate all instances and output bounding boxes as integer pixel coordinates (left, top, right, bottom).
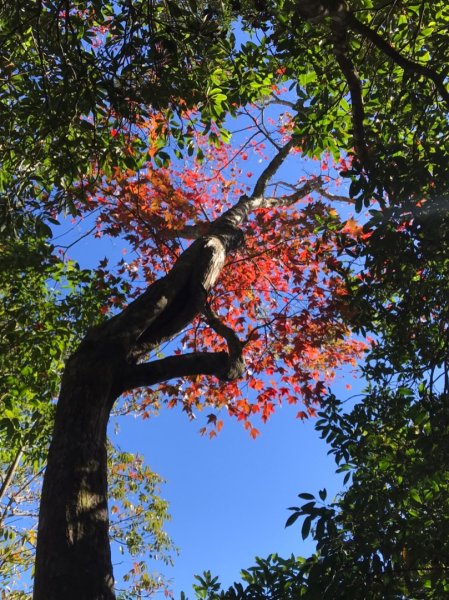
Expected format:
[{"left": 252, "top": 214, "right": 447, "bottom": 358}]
[{"left": 111, "top": 376, "right": 359, "bottom": 597}]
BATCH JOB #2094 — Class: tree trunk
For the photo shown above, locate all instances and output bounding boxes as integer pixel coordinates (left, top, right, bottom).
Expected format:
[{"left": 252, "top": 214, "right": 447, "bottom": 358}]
[
  {"left": 32, "top": 232, "right": 243, "bottom": 599},
  {"left": 34, "top": 342, "right": 121, "bottom": 600}
]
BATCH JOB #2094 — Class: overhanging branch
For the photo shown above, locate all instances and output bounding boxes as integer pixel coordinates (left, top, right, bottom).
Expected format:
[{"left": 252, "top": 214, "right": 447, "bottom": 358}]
[
  {"left": 331, "top": 20, "right": 371, "bottom": 172},
  {"left": 119, "top": 351, "right": 239, "bottom": 395}
]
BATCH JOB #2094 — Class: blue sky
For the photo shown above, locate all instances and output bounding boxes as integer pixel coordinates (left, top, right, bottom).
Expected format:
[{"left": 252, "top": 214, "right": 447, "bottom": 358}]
[{"left": 110, "top": 375, "right": 360, "bottom": 597}]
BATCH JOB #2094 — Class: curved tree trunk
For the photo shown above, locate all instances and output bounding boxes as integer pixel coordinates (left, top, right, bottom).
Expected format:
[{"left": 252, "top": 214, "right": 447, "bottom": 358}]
[
  {"left": 34, "top": 344, "right": 120, "bottom": 600},
  {"left": 33, "top": 230, "right": 244, "bottom": 599}
]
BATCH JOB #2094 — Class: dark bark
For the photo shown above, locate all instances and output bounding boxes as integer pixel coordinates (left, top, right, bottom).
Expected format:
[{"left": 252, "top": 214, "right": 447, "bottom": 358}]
[{"left": 34, "top": 344, "right": 118, "bottom": 600}]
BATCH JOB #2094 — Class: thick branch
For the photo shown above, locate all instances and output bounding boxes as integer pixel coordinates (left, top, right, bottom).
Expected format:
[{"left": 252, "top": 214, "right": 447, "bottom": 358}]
[
  {"left": 331, "top": 20, "right": 371, "bottom": 171},
  {"left": 203, "top": 302, "right": 245, "bottom": 381},
  {"left": 86, "top": 230, "right": 241, "bottom": 361},
  {"left": 128, "top": 234, "right": 241, "bottom": 359},
  {"left": 347, "top": 13, "right": 449, "bottom": 108},
  {"left": 119, "top": 351, "right": 239, "bottom": 394}
]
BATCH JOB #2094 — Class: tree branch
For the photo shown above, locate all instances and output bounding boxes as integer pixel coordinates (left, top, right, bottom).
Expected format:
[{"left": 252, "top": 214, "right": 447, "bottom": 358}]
[
  {"left": 319, "top": 188, "right": 354, "bottom": 204},
  {"left": 119, "top": 351, "right": 240, "bottom": 394},
  {"left": 260, "top": 177, "right": 324, "bottom": 208},
  {"left": 331, "top": 20, "right": 371, "bottom": 172},
  {"left": 0, "top": 447, "right": 23, "bottom": 507},
  {"left": 273, "top": 180, "right": 354, "bottom": 205},
  {"left": 212, "top": 140, "right": 315, "bottom": 231},
  {"left": 85, "top": 135, "right": 324, "bottom": 388},
  {"left": 202, "top": 301, "right": 245, "bottom": 381},
  {"left": 252, "top": 137, "right": 297, "bottom": 198},
  {"left": 86, "top": 226, "right": 242, "bottom": 359},
  {"left": 347, "top": 13, "right": 449, "bottom": 107}
]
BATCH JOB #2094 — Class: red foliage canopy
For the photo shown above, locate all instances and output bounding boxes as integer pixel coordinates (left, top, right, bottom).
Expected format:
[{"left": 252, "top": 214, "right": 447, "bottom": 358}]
[{"left": 84, "top": 106, "right": 365, "bottom": 437}]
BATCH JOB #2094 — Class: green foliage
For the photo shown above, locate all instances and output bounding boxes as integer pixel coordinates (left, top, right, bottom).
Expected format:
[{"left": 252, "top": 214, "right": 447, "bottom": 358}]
[
  {"left": 186, "top": 556, "right": 308, "bottom": 599},
  {"left": 248, "top": 0, "right": 449, "bottom": 204},
  {"left": 0, "top": 457, "right": 40, "bottom": 596},
  {"left": 4, "top": 0, "right": 449, "bottom": 224},
  {"left": 0, "top": 237, "right": 97, "bottom": 591},
  {"left": 109, "top": 445, "right": 176, "bottom": 598},
  {"left": 0, "top": 444, "right": 175, "bottom": 598},
  {"left": 0, "top": 0, "right": 275, "bottom": 220},
  {"left": 291, "top": 385, "right": 449, "bottom": 598},
  {"left": 339, "top": 194, "right": 449, "bottom": 380},
  {"left": 0, "top": 233, "right": 123, "bottom": 463}
]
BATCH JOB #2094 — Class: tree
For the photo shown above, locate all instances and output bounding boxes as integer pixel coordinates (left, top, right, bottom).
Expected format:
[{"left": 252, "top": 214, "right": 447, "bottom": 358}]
[
  {"left": 2, "top": 0, "right": 449, "bottom": 597},
  {"left": 32, "top": 105, "right": 362, "bottom": 597}
]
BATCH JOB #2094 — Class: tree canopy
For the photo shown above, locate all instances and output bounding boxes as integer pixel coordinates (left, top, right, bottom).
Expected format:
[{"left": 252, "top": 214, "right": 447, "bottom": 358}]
[
  {"left": 4, "top": 0, "right": 449, "bottom": 214},
  {"left": 1, "top": 0, "right": 449, "bottom": 597}
]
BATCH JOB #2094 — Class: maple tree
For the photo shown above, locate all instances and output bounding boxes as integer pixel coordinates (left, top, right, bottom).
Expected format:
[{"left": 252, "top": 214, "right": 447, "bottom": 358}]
[
  {"left": 85, "top": 109, "right": 364, "bottom": 435},
  {"left": 32, "top": 100, "right": 363, "bottom": 598}
]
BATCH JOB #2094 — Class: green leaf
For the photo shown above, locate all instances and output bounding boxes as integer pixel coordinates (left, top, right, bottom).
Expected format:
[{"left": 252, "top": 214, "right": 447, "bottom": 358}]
[
  {"left": 297, "top": 493, "right": 315, "bottom": 500},
  {"left": 301, "top": 516, "right": 312, "bottom": 540},
  {"left": 285, "top": 511, "right": 300, "bottom": 528}
]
